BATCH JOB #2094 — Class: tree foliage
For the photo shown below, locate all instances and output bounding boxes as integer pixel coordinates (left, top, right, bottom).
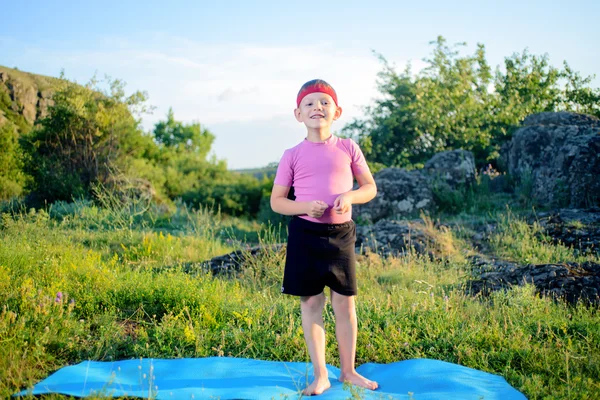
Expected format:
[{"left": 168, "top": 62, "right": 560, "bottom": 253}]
[
  {"left": 0, "top": 122, "right": 28, "bottom": 199},
  {"left": 13, "top": 71, "right": 269, "bottom": 217},
  {"left": 344, "top": 36, "right": 600, "bottom": 169},
  {"left": 20, "top": 76, "right": 150, "bottom": 204}
]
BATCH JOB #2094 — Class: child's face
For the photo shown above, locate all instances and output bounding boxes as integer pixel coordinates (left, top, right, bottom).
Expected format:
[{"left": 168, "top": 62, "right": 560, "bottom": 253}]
[{"left": 294, "top": 92, "right": 342, "bottom": 129}]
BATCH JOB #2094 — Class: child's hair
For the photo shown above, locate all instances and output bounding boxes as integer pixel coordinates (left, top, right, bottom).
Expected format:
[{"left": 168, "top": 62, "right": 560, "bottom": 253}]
[{"left": 296, "top": 79, "right": 338, "bottom": 107}]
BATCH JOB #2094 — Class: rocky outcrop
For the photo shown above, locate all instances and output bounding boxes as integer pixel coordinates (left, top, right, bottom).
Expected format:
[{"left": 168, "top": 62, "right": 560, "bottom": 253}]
[
  {"left": 503, "top": 111, "right": 600, "bottom": 208},
  {"left": 424, "top": 149, "right": 476, "bottom": 189},
  {"left": 467, "top": 254, "right": 600, "bottom": 305},
  {"left": 0, "top": 65, "right": 59, "bottom": 129},
  {"left": 354, "top": 168, "right": 434, "bottom": 223},
  {"left": 354, "top": 149, "right": 476, "bottom": 223},
  {"left": 356, "top": 219, "right": 454, "bottom": 259},
  {"left": 529, "top": 207, "right": 600, "bottom": 256}
]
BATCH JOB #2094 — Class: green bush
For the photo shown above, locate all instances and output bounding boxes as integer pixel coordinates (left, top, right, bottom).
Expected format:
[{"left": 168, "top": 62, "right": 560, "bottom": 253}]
[
  {"left": 19, "top": 77, "right": 149, "bottom": 205},
  {"left": 0, "top": 122, "right": 27, "bottom": 200}
]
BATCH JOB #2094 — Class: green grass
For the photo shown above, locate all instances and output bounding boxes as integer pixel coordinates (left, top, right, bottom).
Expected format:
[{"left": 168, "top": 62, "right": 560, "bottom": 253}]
[
  {"left": 0, "top": 201, "right": 599, "bottom": 399},
  {"left": 489, "top": 210, "right": 600, "bottom": 265}
]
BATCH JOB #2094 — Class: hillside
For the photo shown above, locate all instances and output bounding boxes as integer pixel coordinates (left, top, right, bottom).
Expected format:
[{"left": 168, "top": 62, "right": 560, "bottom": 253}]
[{"left": 0, "top": 65, "right": 62, "bottom": 133}]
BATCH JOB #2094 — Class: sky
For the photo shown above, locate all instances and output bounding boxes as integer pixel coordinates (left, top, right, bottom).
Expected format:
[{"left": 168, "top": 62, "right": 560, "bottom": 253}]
[{"left": 1, "top": 0, "right": 599, "bottom": 169}]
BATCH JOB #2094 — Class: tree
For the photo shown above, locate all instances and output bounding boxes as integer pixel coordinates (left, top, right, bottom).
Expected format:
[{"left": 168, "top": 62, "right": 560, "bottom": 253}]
[
  {"left": 345, "top": 36, "right": 600, "bottom": 170},
  {"left": 20, "top": 76, "right": 149, "bottom": 204},
  {"left": 153, "top": 108, "right": 214, "bottom": 157}
]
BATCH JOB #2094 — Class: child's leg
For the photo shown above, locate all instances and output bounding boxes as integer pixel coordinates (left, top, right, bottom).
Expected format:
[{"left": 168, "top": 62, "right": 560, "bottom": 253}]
[
  {"left": 331, "top": 291, "right": 378, "bottom": 390},
  {"left": 300, "top": 293, "right": 331, "bottom": 395}
]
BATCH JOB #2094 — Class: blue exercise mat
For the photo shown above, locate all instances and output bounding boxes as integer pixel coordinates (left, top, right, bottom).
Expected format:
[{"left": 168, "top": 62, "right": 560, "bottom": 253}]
[{"left": 16, "top": 357, "right": 526, "bottom": 399}]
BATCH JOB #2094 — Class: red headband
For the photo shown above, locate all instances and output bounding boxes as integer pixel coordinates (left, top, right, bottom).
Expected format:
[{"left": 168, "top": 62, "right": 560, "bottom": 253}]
[{"left": 296, "top": 84, "right": 338, "bottom": 107}]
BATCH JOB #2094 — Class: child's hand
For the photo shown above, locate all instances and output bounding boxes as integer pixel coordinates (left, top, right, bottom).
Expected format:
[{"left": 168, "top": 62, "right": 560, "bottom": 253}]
[
  {"left": 333, "top": 193, "right": 352, "bottom": 214},
  {"left": 306, "top": 200, "right": 329, "bottom": 218}
]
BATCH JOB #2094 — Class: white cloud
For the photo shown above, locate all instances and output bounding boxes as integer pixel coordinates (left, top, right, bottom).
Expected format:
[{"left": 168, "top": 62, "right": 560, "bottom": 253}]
[{"left": 4, "top": 33, "right": 425, "bottom": 167}]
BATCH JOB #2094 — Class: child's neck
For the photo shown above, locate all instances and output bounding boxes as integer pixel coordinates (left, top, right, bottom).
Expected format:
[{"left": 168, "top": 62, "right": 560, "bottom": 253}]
[{"left": 305, "top": 128, "right": 333, "bottom": 143}]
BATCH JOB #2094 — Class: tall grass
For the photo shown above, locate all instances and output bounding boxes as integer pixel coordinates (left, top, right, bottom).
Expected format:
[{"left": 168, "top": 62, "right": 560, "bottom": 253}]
[
  {"left": 489, "top": 209, "right": 600, "bottom": 265},
  {"left": 0, "top": 202, "right": 598, "bottom": 399}
]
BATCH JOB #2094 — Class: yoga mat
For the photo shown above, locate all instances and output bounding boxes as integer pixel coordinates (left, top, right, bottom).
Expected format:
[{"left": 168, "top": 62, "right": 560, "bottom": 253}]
[{"left": 16, "top": 357, "right": 527, "bottom": 399}]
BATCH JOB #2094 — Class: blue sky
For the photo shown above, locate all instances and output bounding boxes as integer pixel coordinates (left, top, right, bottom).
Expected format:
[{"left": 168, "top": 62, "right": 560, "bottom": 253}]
[{"left": 2, "top": 0, "right": 599, "bottom": 169}]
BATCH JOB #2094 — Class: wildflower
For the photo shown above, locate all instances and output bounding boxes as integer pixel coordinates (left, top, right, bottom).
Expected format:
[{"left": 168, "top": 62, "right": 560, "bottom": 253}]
[
  {"left": 55, "top": 292, "right": 63, "bottom": 303},
  {"left": 69, "top": 299, "right": 75, "bottom": 305},
  {"left": 403, "top": 342, "right": 409, "bottom": 347},
  {"left": 443, "top": 295, "right": 449, "bottom": 302}
]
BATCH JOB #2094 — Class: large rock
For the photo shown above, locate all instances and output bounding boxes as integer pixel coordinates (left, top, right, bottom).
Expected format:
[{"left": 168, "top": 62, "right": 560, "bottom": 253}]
[
  {"left": 467, "top": 254, "right": 600, "bottom": 305},
  {"left": 522, "top": 112, "right": 598, "bottom": 127},
  {"left": 503, "top": 111, "right": 600, "bottom": 207},
  {"left": 356, "top": 219, "right": 454, "bottom": 259},
  {"left": 0, "top": 66, "right": 59, "bottom": 128},
  {"left": 354, "top": 149, "right": 476, "bottom": 223},
  {"left": 424, "top": 149, "right": 476, "bottom": 188},
  {"left": 354, "top": 168, "right": 434, "bottom": 223}
]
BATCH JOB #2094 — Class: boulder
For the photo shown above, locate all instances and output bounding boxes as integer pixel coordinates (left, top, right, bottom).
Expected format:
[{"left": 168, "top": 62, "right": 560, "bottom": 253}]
[
  {"left": 522, "top": 111, "right": 599, "bottom": 127},
  {"left": 424, "top": 149, "right": 476, "bottom": 188},
  {"left": 356, "top": 219, "right": 454, "bottom": 259},
  {"left": 503, "top": 111, "right": 600, "bottom": 207},
  {"left": 353, "top": 168, "right": 434, "bottom": 223}
]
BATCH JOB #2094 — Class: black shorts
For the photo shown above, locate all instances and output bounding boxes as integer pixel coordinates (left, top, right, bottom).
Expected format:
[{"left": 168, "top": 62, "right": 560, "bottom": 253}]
[{"left": 282, "top": 216, "right": 358, "bottom": 297}]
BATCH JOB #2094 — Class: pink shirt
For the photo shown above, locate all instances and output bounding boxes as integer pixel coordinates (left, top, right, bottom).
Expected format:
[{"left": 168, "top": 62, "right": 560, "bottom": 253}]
[{"left": 274, "top": 135, "right": 370, "bottom": 224}]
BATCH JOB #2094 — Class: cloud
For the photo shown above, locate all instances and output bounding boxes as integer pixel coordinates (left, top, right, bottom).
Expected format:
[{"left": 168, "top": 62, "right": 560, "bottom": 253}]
[
  {"left": 217, "top": 86, "right": 260, "bottom": 102},
  {"left": 3, "top": 32, "right": 424, "bottom": 167}
]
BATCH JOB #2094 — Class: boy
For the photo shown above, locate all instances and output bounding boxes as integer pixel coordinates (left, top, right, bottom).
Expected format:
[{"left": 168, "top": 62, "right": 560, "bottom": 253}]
[{"left": 270, "top": 79, "right": 378, "bottom": 395}]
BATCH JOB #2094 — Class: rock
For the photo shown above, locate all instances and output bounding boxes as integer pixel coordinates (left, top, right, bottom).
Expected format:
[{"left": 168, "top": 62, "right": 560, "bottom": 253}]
[
  {"left": 522, "top": 111, "right": 600, "bottom": 127},
  {"left": 353, "top": 150, "right": 478, "bottom": 222},
  {"left": 424, "top": 149, "right": 476, "bottom": 188},
  {"left": 356, "top": 219, "right": 453, "bottom": 259},
  {"left": 40, "top": 89, "right": 53, "bottom": 99},
  {"left": 503, "top": 111, "right": 600, "bottom": 207},
  {"left": 21, "top": 86, "right": 38, "bottom": 124},
  {"left": 529, "top": 207, "right": 600, "bottom": 256},
  {"left": 37, "top": 97, "right": 54, "bottom": 119},
  {"left": 354, "top": 168, "right": 434, "bottom": 223},
  {"left": 200, "top": 244, "right": 285, "bottom": 275},
  {"left": 466, "top": 254, "right": 600, "bottom": 305},
  {"left": 0, "top": 66, "right": 59, "bottom": 127}
]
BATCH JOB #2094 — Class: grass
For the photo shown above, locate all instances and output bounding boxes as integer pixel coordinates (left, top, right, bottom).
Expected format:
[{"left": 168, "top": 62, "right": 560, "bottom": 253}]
[
  {"left": 489, "top": 209, "right": 600, "bottom": 265},
  {"left": 0, "top": 198, "right": 599, "bottom": 399}
]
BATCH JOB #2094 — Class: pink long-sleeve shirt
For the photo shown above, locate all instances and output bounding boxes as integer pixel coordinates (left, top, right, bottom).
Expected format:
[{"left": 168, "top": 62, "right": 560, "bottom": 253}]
[{"left": 274, "top": 135, "right": 370, "bottom": 224}]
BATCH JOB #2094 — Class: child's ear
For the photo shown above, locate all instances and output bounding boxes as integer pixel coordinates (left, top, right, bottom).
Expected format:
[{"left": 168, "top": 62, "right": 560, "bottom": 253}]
[
  {"left": 334, "top": 106, "right": 343, "bottom": 120},
  {"left": 294, "top": 108, "right": 303, "bottom": 122}
]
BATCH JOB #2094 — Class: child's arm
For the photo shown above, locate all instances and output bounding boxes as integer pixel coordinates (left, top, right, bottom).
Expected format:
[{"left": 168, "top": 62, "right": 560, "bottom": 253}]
[
  {"left": 271, "top": 184, "right": 328, "bottom": 218},
  {"left": 333, "top": 172, "right": 377, "bottom": 214}
]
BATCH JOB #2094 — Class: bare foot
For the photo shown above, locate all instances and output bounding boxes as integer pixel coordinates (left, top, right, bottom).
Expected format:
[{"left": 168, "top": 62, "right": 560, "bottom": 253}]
[
  {"left": 339, "top": 371, "right": 378, "bottom": 391},
  {"left": 303, "top": 375, "right": 331, "bottom": 396}
]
